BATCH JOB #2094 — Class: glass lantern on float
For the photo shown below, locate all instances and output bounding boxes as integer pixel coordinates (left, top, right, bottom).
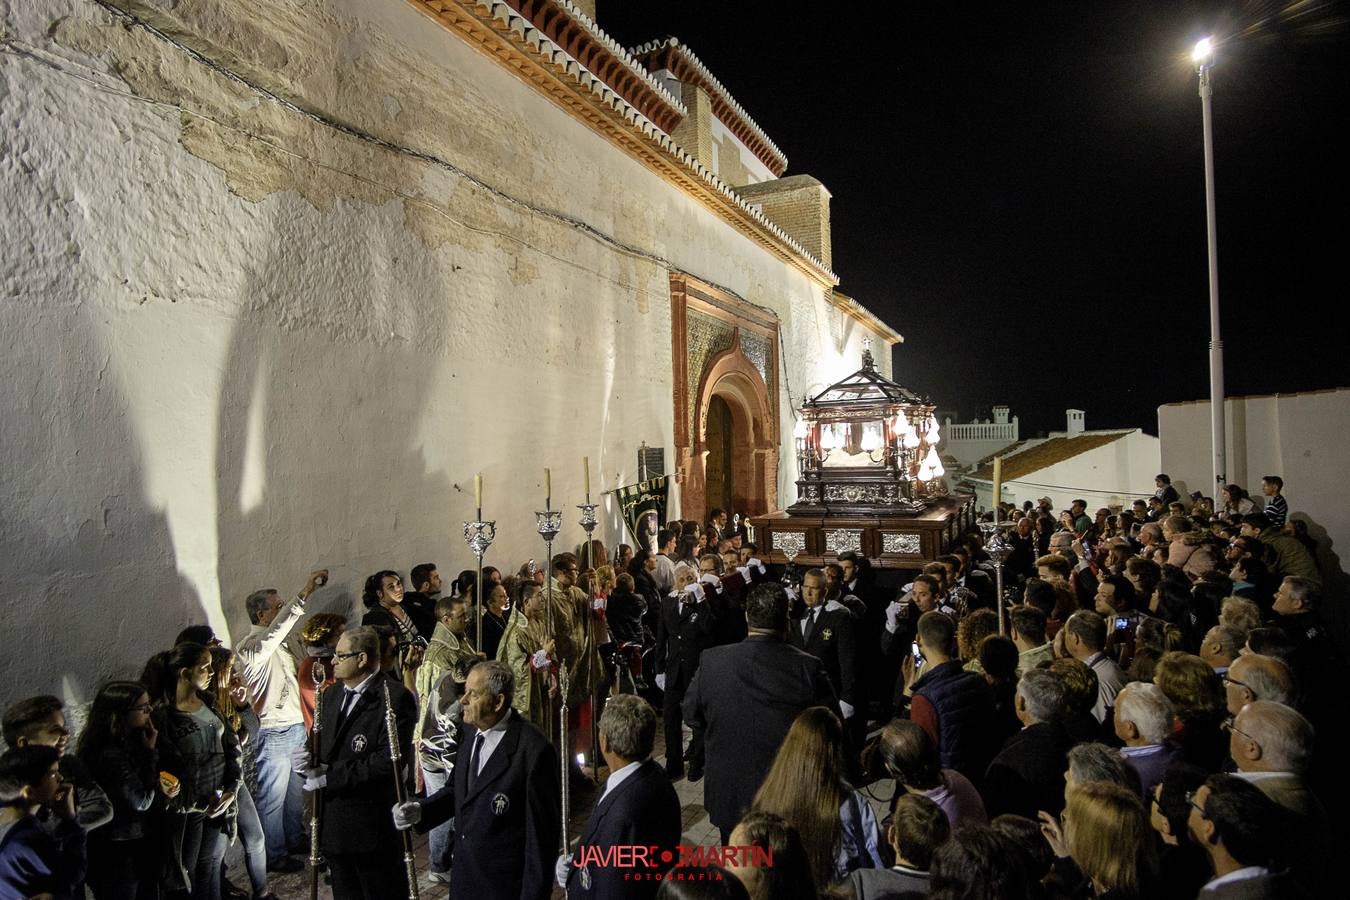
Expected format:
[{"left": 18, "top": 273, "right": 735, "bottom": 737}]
[{"left": 788, "top": 344, "right": 948, "bottom": 516}]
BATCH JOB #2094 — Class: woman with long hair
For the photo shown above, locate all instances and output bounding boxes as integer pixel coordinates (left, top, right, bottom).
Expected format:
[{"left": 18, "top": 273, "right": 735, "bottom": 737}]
[
  {"left": 361, "top": 570, "right": 419, "bottom": 652},
  {"left": 144, "top": 643, "right": 241, "bottom": 900},
  {"left": 77, "top": 680, "right": 178, "bottom": 900},
  {"left": 207, "top": 648, "right": 271, "bottom": 900},
  {"left": 1040, "top": 781, "right": 1157, "bottom": 899},
  {"left": 750, "top": 707, "right": 882, "bottom": 890}
]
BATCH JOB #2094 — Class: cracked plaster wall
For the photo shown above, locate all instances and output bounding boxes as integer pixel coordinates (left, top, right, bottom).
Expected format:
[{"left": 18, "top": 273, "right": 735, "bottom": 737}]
[{"left": 0, "top": 0, "right": 888, "bottom": 700}]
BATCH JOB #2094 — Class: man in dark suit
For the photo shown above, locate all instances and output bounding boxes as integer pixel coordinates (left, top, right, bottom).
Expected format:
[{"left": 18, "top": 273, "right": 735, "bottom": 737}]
[
  {"left": 295, "top": 625, "right": 417, "bottom": 900},
  {"left": 982, "top": 668, "right": 1073, "bottom": 820},
  {"left": 788, "top": 568, "right": 859, "bottom": 749},
  {"left": 684, "top": 582, "right": 838, "bottom": 843},
  {"left": 1190, "top": 774, "right": 1302, "bottom": 899},
  {"left": 392, "top": 660, "right": 559, "bottom": 900},
  {"left": 654, "top": 568, "right": 717, "bottom": 779},
  {"left": 554, "top": 695, "right": 680, "bottom": 899}
]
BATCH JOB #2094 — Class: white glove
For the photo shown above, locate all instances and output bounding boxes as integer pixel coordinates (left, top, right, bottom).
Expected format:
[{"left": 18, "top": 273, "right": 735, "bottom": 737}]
[
  {"left": 531, "top": 649, "right": 553, "bottom": 670},
  {"left": 748, "top": 558, "right": 766, "bottom": 574},
  {"left": 736, "top": 565, "right": 752, "bottom": 581},
  {"left": 698, "top": 573, "right": 722, "bottom": 593},
  {"left": 301, "top": 765, "right": 328, "bottom": 792},
  {"left": 555, "top": 853, "right": 573, "bottom": 888},
  {"left": 591, "top": 598, "right": 606, "bottom": 611},
  {"left": 290, "top": 744, "right": 312, "bottom": 775},
  {"left": 840, "top": 700, "right": 855, "bottom": 720},
  {"left": 392, "top": 800, "right": 423, "bottom": 831},
  {"left": 785, "top": 585, "right": 799, "bottom": 603},
  {"left": 683, "top": 583, "right": 706, "bottom": 603},
  {"left": 655, "top": 673, "right": 667, "bottom": 691},
  {"left": 885, "top": 601, "right": 903, "bottom": 633}
]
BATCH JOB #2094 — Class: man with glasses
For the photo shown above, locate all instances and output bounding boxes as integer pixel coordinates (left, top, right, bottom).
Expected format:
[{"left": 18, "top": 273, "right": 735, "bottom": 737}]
[
  {"left": 1226, "top": 700, "right": 1326, "bottom": 895},
  {"left": 1221, "top": 655, "right": 1294, "bottom": 718},
  {"left": 1186, "top": 774, "right": 1293, "bottom": 899},
  {"left": 296, "top": 625, "right": 417, "bottom": 899},
  {"left": 238, "top": 568, "right": 328, "bottom": 873}
]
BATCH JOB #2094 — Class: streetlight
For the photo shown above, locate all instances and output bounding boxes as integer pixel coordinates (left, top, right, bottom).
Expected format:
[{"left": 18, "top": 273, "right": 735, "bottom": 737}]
[{"left": 1194, "top": 36, "right": 1225, "bottom": 490}]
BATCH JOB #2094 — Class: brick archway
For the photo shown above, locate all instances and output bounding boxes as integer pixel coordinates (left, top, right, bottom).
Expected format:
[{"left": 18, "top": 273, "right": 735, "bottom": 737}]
[{"left": 670, "top": 273, "right": 780, "bottom": 524}]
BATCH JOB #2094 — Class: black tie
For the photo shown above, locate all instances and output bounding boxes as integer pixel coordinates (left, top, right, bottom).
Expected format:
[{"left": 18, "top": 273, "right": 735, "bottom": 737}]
[
  {"left": 804, "top": 608, "right": 818, "bottom": 642},
  {"left": 467, "top": 732, "right": 486, "bottom": 789},
  {"left": 337, "top": 688, "right": 358, "bottom": 726}
]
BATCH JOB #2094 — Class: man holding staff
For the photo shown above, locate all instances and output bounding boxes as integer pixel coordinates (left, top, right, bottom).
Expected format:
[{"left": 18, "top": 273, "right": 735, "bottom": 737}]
[{"left": 294, "top": 625, "right": 416, "bottom": 899}]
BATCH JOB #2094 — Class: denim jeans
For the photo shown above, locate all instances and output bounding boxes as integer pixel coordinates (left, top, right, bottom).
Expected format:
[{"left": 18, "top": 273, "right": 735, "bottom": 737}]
[
  {"left": 254, "top": 722, "right": 307, "bottom": 864},
  {"left": 422, "top": 766, "right": 454, "bottom": 874},
  {"left": 233, "top": 783, "right": 269, "bottom": 895},
  {"left": 181, "top": 812, "right": 228, "bottom": 900}
]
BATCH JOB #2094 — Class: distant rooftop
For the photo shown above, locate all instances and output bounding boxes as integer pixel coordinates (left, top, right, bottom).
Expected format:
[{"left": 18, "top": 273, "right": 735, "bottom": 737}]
[{"left": 966, "top": 431, "right": 1134, "bottom": 482}]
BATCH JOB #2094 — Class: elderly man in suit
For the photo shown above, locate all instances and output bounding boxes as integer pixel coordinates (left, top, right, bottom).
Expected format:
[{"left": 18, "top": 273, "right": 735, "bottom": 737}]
[
  {"left": 294, "top": 625, "right": 417, "bottom": 900},
  {"left": 982, "top": 668, "right": 1073, "bottom": 820},
  {"left": 553, "top": 694, "right": 680, "bottom": 899},
  {"left": 683, "top": 582, "right": 837, "bottom": 843},
  {"left": 393, "top": 660, "right": 559, "bottom": 900},
  {"left": 654, "top": 563, "right": 718, "bottom": 780},
  {"left": 1229, "top": 700, "right": 1326, "bottom": 896}
]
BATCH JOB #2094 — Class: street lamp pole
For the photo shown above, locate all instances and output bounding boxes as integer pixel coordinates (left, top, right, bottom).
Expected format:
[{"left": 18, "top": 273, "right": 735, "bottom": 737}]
[{"left": 1195, "top": 37, "right": 1225, "bottom": 490}]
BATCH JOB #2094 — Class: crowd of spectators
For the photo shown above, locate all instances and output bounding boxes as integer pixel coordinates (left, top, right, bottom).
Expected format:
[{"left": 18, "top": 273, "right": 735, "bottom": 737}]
[{"left": 0, "top": 482, "right": 1339, "bottom": 900}]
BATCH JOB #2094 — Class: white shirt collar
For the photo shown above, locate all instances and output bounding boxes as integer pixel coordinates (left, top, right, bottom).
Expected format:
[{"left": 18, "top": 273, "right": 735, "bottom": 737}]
[
  {"left": 598, "top": 760, "right": 644, "bottom": 805},
  {"left": 345, "top": 672, "right": 379, "bottom": 699},
  {"left": 1120, "top": 742, "right": 1165, "bottom": 758},
  {"left": 1234, "top": 769, "right": 1294, "bottom": 783},
  {"left": 1203, "top": 866, "right": 1270, "bottom": 891}
]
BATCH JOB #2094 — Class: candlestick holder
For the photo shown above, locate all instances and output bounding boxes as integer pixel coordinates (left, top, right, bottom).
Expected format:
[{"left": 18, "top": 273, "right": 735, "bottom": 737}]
[
  {"left": 978, "top": 519, "right": 1015, "bottom": 636},
  {"left": 463, "top": 518, "right": 497, "bottom": 651},
  {"left": 577, "top": 502, "right": 598, "bottom": 569}
]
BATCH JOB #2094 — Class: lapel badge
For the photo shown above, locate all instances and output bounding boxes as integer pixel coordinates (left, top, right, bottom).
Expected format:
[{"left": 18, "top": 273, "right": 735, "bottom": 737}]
[
  {"left": 491, "top": 792, "right": 510, "bottom": 815},
  {"left": 821, "top": 628, "right": 833, "bottom": 641},
  {"left": 351, "top": 733, "right": 367, "bottom": 753}
]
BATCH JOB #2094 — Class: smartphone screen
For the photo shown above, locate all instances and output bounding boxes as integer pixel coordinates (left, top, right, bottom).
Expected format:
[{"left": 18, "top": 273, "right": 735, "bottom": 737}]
[{"left": 911, "top": 641, "right": 923, "bottom": 664}]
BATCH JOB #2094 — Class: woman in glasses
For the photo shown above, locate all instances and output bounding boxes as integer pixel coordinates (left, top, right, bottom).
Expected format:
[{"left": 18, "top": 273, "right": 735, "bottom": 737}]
[{"left": 76, "top": 680, "right": 181, "bottom": 899}]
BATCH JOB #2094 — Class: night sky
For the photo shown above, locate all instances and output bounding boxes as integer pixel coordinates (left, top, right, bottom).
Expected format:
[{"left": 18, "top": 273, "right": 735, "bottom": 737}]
[{"left": 600, "top": 1, "right": 1350, "bottom": 437}]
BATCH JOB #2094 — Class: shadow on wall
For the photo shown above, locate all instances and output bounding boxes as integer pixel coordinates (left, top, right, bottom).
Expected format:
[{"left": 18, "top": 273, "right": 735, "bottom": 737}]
[
  {"left": 212, "top": 192, "right": 453, "bottom": 641},
  {"left": 0, "top": 309, "right": 207, "bottom": 705},
  {"left": 1293, "top": 513, "right": 1349, "bottom": 658}
]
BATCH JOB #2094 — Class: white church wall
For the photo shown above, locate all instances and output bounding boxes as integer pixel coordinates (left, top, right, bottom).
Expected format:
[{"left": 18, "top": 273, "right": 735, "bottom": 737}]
[{"left": 0, "top": 0, "right": 885, "bottom": 699}]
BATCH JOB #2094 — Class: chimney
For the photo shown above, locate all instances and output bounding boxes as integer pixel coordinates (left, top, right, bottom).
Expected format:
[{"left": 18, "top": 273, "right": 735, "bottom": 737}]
[
  {"left": 992, "top": 405, "right": 1010, "bottom": 425},
  {"left": 734, "top": 175, "right": 833, "bottom": 269},
  {"left": 1066, "top": 409, "right": 1085, "bottom": 436}
]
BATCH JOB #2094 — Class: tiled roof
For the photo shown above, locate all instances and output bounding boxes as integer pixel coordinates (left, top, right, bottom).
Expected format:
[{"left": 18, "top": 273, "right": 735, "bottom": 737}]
[
  {"left": 966, "top": 432, "right": 1133, "bottom": 482},
  {"left": 630, "top": 37, "right": 789, "bottom": 176},
  {"left": 410, "top": 1, "right": 837, "bottom": 284}
]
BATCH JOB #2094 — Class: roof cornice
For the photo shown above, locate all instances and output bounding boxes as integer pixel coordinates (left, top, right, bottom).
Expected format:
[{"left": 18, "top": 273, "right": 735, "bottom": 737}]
[
  {"left": 406, "top": 0, "right": 837, "bottom": 286},
  {"left": 630, "top": 37, "right": 788, "bottom": 177}
]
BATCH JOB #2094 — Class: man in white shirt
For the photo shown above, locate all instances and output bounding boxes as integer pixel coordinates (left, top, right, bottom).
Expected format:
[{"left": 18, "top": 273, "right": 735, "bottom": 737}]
[
  {"left": 651, "top": 528, "right": 677, "bottom": 596},
  {"left": 1062, "top": 611, "right": 1124, "bottom": 723},
  {"left": 237, "top": 568, "right": 326, "bottom": 872}
]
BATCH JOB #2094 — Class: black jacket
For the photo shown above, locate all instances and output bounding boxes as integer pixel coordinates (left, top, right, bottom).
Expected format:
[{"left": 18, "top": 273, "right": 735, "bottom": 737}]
[
  {"left": 605, "top": 587, "right": 647, "bottom": 647},
  {"left": 786, "top": 601, "right": 858, "bottom": 705},
  {"left": 316, "top": 676, "right": 417, "bottom": 855},
  {"left": 982, "top": 720, "right": 1072, "bottom": 820},
  {"left": 422, "top": 711, "right": 560, "bottom": 900},
  {"left": 654, "top": 592, "right": 717, "bottom": 688},
  {"left": 564, "top": 760, "right": 681, "bottom": 899},
  {"left": 683, "top": 634, "right": 837, "bottom": 830}
]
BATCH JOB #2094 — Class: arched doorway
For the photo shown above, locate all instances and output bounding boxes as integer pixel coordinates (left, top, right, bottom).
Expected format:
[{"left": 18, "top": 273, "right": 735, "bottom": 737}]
[
  {"left": 687, "top": 349, "right": 778, "bottom": 521},
  {"left": 705, "top": 395, "right": 734, "bottom": 515}
]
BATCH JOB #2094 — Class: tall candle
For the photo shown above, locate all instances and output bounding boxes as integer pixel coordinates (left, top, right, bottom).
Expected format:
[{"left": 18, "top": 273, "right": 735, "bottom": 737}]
[
  {"left": 474, "top": 473, "right": 482, "bottom": 510},
  {"left": 992, "top": 456, "right": 1003, "bottom": 522},
  {"left": 545, "top": 467, "right": 551, "bottom": 502},
  {"left": 583, "top": 456, "right": 590, "bottom": 496}
]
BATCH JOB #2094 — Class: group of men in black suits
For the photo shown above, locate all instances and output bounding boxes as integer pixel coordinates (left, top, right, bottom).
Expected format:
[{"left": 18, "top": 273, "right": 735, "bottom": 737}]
[{"left": 294, "top": 578, "right": 844, "bottom": 899}]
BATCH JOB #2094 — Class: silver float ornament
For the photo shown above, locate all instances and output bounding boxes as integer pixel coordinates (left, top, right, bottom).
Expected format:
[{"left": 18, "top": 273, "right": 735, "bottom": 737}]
[
  {"left": 463, "top": 518, "right": 497, "bottom": 651},
  {"left": 979, "top": 520, "right": 1015, "bottom": 636}
]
